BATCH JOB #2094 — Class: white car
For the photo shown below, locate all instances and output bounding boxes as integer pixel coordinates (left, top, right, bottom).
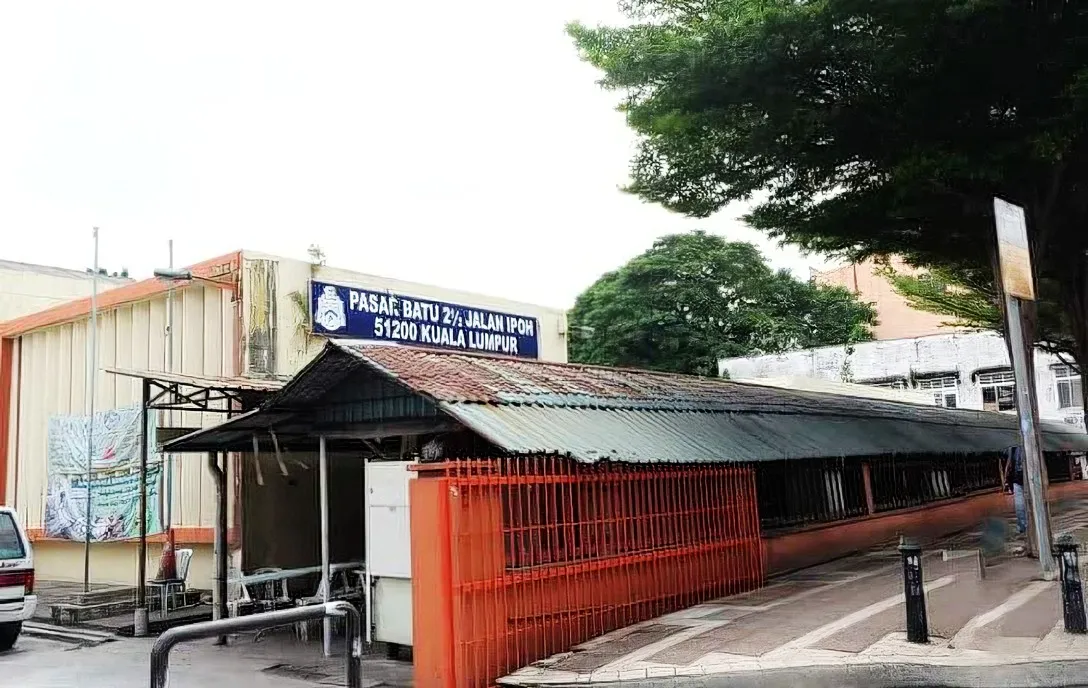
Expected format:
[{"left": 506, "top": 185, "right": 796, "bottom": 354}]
[{"left": 0, "top": 507, "right": 35, "bottom": 651}]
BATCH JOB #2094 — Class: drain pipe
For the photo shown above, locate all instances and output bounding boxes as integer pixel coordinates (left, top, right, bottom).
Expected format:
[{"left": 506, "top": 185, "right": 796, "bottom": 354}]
[{"left": 208, "top": 452, "right": 228, "bottom": 642}]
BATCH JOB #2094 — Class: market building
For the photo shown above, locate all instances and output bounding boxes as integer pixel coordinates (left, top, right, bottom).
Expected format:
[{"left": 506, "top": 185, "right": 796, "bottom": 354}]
[
  {"left": 0, "top": 249, "right": 568, "bottom": 590},
  {"left": 162, "top": 340, "right": 1088, "bottom": 688}
]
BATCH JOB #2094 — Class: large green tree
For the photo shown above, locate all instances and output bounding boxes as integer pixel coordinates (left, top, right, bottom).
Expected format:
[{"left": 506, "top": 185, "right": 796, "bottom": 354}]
[
  {"left": 569, "top": 1, "right": 1088, "bottom": 403},
  {"left": 569, "top": 231, "right": 875, "bottom": 375}
]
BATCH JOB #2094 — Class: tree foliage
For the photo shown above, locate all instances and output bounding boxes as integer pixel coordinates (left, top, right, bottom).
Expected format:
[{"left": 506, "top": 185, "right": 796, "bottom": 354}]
[
  {"left": 568, "top": 232, "right": 876, "bottom": 375},
  {"left": 569, "top": 1, "right": 1088, "bottom": 394}
]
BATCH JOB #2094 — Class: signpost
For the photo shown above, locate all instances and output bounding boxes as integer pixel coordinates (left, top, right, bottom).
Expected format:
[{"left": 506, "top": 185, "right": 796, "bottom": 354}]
[
  {"left": 994, "top": 197, "right": 1055, "bottom": 578},
  {"left": 310, "top": 280, "right": 541, "bottom": 359}
]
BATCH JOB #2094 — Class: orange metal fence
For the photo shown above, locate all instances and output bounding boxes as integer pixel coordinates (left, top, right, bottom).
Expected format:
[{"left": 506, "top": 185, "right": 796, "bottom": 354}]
[{"left": 410, "top": 457, "right": 764, "bottom": 688}]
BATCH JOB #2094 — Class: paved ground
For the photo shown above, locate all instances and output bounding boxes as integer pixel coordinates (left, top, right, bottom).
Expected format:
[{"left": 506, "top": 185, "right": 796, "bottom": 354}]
[
  {"left": 0, "top": 628, "right": 412, "bottom": 687},
  {"left": 501, "top": 495, "right": 1088, "bottom": 687}
]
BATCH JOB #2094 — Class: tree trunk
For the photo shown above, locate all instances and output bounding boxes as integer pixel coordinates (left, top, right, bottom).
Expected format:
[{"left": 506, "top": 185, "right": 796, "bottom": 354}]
[{"left": 1062, "top": 258, "right": 1088, "bottom": 430}]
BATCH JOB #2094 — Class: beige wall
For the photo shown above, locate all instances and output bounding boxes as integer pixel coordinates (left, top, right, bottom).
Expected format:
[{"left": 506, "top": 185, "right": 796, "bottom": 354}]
[
  {"left": 813, "top": 257, "right": 966, "bottom": 341},
  {"left": 7, "top": 284, "right": 237, "bottom": 587},
  {"left": 33, "top": 540, "right": 214, "bottom": 589},
  {"left": 0, "top": 261, "right": 129, "bottom": 323},
  {"left": 241, "top": 251, "right": 569, "bottom": 376}
]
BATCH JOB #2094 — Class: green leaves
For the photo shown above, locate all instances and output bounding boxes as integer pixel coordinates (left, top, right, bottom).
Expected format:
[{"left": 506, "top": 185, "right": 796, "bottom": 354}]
[
  {"left": 568, "top": 231, "right": 876, "bottom": 375},
  {"left": 571, "top": 0, "right": 1088, "bottom": 377}
]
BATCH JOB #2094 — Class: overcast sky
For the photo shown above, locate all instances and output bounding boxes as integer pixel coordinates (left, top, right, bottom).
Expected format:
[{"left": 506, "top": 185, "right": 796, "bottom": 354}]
[{"left": 0, "top": 1, "right": 834, "bottom": 309}]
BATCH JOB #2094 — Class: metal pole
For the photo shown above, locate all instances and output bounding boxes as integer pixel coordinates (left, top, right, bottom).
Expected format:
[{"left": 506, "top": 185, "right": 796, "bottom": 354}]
[
  {"left": 899, "top": 537, "right": 929, "bottom": 643},
  {"left": 133, "top": 378, "right": 150, "bottom": 636},
  {"left": 1006, "top": 295, "right": 1057, "bottom": 578},
  {"left": 82, "top": 227, "right": 99, "bottom": 594},
  {"left": 150, "top": 601, "right": 363, "bottom": 688},
  {"left": 164, "top": 239, "right": 174, "bottom": 532},
  {"left": 208, "top": 451, "right": 228, "bottom": 644},
  {"left": 320, "top": 435, "right": 331, "bottom": 657}
]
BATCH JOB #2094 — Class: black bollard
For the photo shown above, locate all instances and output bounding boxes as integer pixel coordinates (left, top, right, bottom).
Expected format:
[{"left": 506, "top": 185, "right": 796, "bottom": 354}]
[
  {"left": 898, "top": 536, "right": 929, "bottom": 643},
  {"left": 1055, "top": 534, "right": 1087, "bottom": 634}
]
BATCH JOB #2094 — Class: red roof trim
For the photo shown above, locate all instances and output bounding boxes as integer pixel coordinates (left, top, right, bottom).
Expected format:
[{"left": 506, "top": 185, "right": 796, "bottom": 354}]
[{"left": 0, "top": 251, "right": 243, "bottom": 338}]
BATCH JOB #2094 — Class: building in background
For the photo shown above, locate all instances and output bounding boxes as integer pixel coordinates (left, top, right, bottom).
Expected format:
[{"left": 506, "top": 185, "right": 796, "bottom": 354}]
[
  {"left": 0, "top": 249, "right": 568, "bottom": 588},
  {"left": 0, "top": 259, "right": 130, "bottom": 322},
  {"left": 725, "top": 255, "right": 1085, "bottom": 429},
  {"left": 721, "top": 332, "right": 1084, "bottom": 429},
  {"left": 812, "top": 256, "right": 967, "bottom": 341}
]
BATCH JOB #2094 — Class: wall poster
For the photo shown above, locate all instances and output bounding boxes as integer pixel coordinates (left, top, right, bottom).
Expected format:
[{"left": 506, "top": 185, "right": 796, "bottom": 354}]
[{"left": 44, "top": 405, "right": 163, "bottom": 542}]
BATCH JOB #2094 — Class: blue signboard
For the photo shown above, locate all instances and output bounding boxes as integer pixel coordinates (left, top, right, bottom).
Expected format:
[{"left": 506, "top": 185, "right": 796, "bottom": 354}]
[{"left": 310, "top": 280, "right": 540, "bottom": 359}]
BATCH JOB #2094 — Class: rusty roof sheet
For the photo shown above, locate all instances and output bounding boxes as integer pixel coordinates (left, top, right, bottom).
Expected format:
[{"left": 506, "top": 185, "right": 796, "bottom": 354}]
[
  {"left": 339, "top": 343, "right": 1014, "bottom": 425},
  {"left": 164, "top": 341, "right": 1088, "bottom": 461}
]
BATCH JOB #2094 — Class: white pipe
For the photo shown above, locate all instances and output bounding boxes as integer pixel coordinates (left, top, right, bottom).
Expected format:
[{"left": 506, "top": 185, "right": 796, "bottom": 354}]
[
  {"left": 363, "top": 457, "right": 372, "bottom": 644},
  {"left": 319, "top": 435, "right": 331, "bottom": 657}
]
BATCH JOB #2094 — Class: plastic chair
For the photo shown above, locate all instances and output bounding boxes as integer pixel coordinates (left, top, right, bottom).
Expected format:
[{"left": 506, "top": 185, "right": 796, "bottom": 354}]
[
  {"left": 148, "top": 548, "right": 193, "bottom": 617},
  {"left": 226, "top": 565, "right": 252, "bottom": 618}
]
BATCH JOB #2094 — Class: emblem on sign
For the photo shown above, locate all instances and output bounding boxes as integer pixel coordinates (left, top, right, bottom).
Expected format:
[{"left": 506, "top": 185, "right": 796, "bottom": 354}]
[{"left": 315, "top": 286, "right": 347, "bottom": 331}]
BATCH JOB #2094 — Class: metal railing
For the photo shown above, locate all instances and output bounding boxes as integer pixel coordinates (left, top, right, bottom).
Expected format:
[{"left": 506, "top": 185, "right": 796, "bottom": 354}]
[{"left": 149, "top": 601, "right": 362, "bottom": 688}]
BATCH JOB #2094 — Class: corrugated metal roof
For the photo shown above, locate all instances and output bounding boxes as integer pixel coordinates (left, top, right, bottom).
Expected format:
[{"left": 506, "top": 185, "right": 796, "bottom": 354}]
[
  {"left": 336, "top": 343, "right": 1088, "bottom": 461},
  {"left": 443, "top": 405, "right": 1086, "bottom": 463},
  {"left": 340, "top": 344, "right": 1022, "bottom": 425},
  {"left": 164, "top": 341, "right": 1088, "bottom": 460}
]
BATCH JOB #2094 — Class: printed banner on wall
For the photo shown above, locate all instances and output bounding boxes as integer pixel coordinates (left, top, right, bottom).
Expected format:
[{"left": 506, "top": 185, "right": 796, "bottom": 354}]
[
  {"left": 44, "top": 405, "right": 163, "bottom": 542},
  {"left": 310, "top": 280, "right": 541, "bottom": 358}
]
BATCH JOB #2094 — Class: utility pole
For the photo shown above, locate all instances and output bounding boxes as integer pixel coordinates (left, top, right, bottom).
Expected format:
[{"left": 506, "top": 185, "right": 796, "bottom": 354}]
[
  {"left": 82, "top": 227, "right": 100, "bottom": 593},
  {"left": 994, "top": 198, "right": 1055, "bottom": 579}
]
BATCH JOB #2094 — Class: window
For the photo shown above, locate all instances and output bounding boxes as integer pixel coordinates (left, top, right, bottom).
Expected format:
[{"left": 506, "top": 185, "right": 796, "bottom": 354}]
[
  {"left": 0, "top": 514, "right": 25, "bottom": 560},
  {"left": 864, "top": 379, "right": 907, "bottom": 390},
  {"left": 917, "top": 376, "right": 959, "bottom": 408},
  {"left": 1054, "top": 365, "right": 1083, "bottom": 410},
  {"left": 978, "top": 370, "right": 1016, "bottom": 412}
]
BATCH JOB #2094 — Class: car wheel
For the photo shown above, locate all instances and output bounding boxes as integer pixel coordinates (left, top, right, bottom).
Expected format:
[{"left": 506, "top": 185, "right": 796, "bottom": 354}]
[{"left": 0, "top": 622, "right": 21, "bottom": 651}]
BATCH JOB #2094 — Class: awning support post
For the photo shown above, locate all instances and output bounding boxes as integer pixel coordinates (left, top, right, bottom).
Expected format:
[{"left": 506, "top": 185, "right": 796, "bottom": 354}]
[
  {"left": 134, "top": 377, "right": 151, "bottom": 637},
  {"left": 209, "top": 450, "right": 228, "bottom": 644},
  {"left": 320, "top": 435, "right": 332, "bottom": 657}
]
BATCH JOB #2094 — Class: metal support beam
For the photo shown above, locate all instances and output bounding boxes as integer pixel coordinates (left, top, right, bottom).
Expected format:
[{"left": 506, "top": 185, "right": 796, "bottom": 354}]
[
  {"left": 134, "top": 377, "right": 151, "bottom": 637},
  {"left": 320, "top": 435, "right": 332, "bottom": 657},
  {"left": 208, "top": 451, "right": 228, "bottom": 644}
]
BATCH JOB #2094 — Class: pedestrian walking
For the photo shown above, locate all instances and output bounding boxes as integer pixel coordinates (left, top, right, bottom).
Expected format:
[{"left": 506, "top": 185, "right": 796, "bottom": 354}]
[{"left": 1003, "top": 445, "right": 1027, "bottom": 535}]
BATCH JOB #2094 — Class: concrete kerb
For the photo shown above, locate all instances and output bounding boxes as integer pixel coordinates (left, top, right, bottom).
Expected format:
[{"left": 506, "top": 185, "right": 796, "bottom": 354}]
[{"left": 525, "top": 660, "right": 1088, "bottom": 688}]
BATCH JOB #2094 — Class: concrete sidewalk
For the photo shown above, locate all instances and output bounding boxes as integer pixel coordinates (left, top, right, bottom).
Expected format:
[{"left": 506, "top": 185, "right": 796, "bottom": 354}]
[{"left": 501, "top": 496, "right": 1088, "bottom": 687}]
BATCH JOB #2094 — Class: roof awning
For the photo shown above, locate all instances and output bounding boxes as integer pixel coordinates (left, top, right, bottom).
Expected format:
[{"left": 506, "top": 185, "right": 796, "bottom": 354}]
[
  {"left": 160, "top": 341, "right": 1088, "bottom": 461},
  {"left": 105, "top": 367, "right": 284, "bottom": 413}
]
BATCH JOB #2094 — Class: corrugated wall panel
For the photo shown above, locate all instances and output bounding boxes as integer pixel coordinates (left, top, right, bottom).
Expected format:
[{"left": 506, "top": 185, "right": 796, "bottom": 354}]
[
  {"left": 179, "top": 286, "right": 207, "bottom": 528},
  {"left": 4, "top": 340, "right": 19, "bottom": 505},
  {"left": 14, "top": 286, "right": 236, "bottom": 534},
  {"left": 69, "top": 320, "right": 87, "bottom": 421},
  {"left": 114, "top": 305, "right": 137, "bottom": 402},
  {"left": 18, "top": 331, "right": 47, "bottom": 527}
]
